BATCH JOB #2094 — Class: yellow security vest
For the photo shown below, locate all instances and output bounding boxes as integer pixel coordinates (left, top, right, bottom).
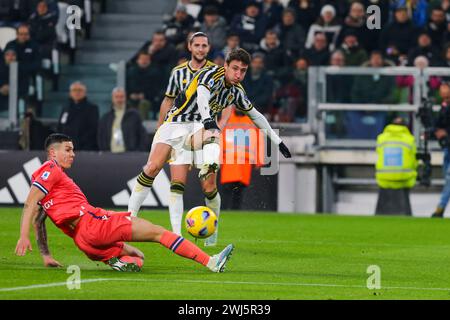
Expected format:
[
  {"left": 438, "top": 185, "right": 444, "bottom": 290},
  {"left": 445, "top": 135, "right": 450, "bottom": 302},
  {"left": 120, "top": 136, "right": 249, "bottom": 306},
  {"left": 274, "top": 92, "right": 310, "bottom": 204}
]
[{"left": 375, "top": 124, "right": 417, "bottom": 189}]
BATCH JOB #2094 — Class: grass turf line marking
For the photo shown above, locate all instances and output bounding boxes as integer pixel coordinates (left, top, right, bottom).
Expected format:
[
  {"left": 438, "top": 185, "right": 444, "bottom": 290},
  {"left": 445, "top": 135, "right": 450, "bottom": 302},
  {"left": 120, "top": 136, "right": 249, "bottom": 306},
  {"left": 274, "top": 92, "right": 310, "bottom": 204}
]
[
  {"left": 2, "top": 278, "right": 450, "bottom": 293},
  {"left": 0, "top": 278, "right": 108, "bottom": 292}
]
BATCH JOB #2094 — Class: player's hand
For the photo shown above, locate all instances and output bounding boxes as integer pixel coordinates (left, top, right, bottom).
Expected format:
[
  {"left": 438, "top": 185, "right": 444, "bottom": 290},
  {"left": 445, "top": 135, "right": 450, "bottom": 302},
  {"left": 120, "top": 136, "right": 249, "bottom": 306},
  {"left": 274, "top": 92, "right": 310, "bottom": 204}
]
[
  {"left": 279, "top": 141, "right": 292, "bottom": 158},
  {"left": 43, "top": 255, "right": 62, "bottom": 268},
  {"left": 203, "top": 118, "right": 220, "bottom": 131},
  {"left": 15, "top": 237, "right": 32, "bottom": 256}
]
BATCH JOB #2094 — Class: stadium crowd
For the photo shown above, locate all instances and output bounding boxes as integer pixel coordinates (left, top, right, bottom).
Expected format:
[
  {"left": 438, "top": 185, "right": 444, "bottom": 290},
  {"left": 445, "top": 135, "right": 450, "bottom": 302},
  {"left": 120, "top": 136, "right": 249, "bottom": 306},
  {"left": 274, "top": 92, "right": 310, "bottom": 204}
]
[
  {"left": 125, "top": 0, "right": 450, "bottom": 124},
  {"left": 2, "top": 0, "right": 450, "bottom": 149}
]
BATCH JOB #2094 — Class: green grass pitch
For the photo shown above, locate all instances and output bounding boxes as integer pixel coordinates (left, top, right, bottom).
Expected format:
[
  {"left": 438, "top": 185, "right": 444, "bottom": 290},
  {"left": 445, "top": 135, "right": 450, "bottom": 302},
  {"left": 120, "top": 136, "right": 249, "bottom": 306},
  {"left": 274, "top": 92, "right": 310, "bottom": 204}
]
[{"left": 1, "top": 207, "right": 450, "bottom": 300}]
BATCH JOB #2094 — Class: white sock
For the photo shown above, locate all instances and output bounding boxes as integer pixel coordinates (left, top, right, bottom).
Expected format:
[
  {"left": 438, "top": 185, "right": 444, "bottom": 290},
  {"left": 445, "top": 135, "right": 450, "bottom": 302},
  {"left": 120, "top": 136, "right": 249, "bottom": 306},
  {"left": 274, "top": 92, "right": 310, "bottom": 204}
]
[
  {"left": 128, "top": 179, "right": 152, "bottom": 217},
  {"left": 169, "top": 191, "right": 184, "bottom": 235},
  {"left": 205, "top": 192, "right": 221, "bottom": 236}
]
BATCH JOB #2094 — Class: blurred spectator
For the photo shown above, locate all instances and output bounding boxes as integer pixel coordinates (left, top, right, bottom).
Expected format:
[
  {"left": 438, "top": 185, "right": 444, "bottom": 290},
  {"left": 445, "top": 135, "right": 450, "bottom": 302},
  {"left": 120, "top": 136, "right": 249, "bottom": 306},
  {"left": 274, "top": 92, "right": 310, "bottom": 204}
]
[
  {"left": 274, "top": 8, "right": 306, "bottom": 64},
  {"left": 391, "top": 0, "right": 428, "bottom": 28},
  {"left": 259, "top": 0, "right": 284, "bottom": 30},
  {"left": 126, "top": 52, "right": 162, "bottom": 120},
  {"left": 0, "top": 49, "right": 27, "bottom": 102},
  {"left": 272, "top": 56, "right": 308, "bottom": 122},
  {"left": 28, "top": 1, "right": 56, "bottom": 60},
  {"left": 380, "top": 6, "right": 418, "bottom": 55},
  {"left": 57, "top": 81, "right": 99, "bottom": 151},
  {"left": 336, "top": 2, "right": 367, "bottom": 49},
  {"left": 347, "top": 51, "right": 395, "bottom": 139},
  {"left": 242, "top": 52, "right": 273, "bottom": 117},
  {"left": 4, "top": 24, "right": 40, "bottom": 90},
  {"left": 287, "top": 0, "right": 319, "bottom": 31},
  {"left": 230, "top": 1, "right": 267, "bottom": 52},
  {"left": 131, "top": 30, "right": 177, "bottom": 74},
  {"left": 305, "top": 4, "right": 342, "bottom": 51},
  {"left": 0, "top": 50, "right": 12, "bottom": 112},
  {"left": 441, "top": 42, "right": 450, "bottom": 68},
  {"left": 199, "top": 5, "right": 227, "bottom": 51},
  {"left": 163, "top": 4, "right": 195, "bottom": 47},
  {"left": 361, "top": 50, "right": 396, "bottom": 68},
  {"left": 212, "top": 51, "right": 225, "bottom": 66},
  {"left": 383, "top": 44, "right": 408, "bottom": 66},
  {"left": 0, "top": 0, "right": 31, "bottom": 27},
  {"left": 98, "top": 87, "right": 149, "bottom": 153},
  {"left": 396, "top": 56, "right": 441, "bottom": 104},
  {"left": 18, "top": 105, "right": 52, "bottom": 150},
  {"left": 175, "top": 30, "right": 195, "bottom": 61},
  {"left": 257, "top": 29, "right": 287, "bottom": 79},
  {"left": 30, "top": 0, "right": 58, "bottom": 24},
  {"left": 327, "top": 50, "right": 353, "bottom": 103},
  {"left": 196, "top": 0, "right": 243, "bottom": 24},
  {"left": 175, "top": 0, "right": 202, "bottom": 20},
  {"left": 444, "top": 22, "right": 450, "bottom": 45},
  {"left": 326, "top": 50, "right": 352, "bottom": 137},
  {"left": 319, "top": 0, "right": 349, "bottom": 19},
  {"left": 301, "top": 32, "right": 330, "bottom": 66},
  {"left": 339, "top": 30, "right": 368, "bottom": 66},
  {"left": 221, "top": 32, "right": 241, "bottom": 58},
  {"left": 407, "top": 31, "right": 442, "bottom": 66},
  {"left": 425, "top": 7, "right": 447, "bottom": 50}
]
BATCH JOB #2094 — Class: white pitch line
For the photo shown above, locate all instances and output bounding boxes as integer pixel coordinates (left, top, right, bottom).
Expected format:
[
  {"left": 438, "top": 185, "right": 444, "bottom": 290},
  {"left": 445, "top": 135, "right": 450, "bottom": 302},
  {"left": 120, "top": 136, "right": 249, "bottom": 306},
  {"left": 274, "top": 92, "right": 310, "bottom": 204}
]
[
  {"left": 2, "top": 277, "right": 450, "bottom": 293},
  {"left": 0, "top": 278, "right": 108, "bottom": 292}
]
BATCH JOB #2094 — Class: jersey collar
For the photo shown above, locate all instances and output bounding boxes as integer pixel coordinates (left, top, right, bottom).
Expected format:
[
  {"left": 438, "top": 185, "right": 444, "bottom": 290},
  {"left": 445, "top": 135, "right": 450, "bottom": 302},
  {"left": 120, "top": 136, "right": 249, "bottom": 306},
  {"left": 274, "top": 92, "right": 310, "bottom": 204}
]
[{"left": 188, "top": 60, "right": 209, "bottom": 73}]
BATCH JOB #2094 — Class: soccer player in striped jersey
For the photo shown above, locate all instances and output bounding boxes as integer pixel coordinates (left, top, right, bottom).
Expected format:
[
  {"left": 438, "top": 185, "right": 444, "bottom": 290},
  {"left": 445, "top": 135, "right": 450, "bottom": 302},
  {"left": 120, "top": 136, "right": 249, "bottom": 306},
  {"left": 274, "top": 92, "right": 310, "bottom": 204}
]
[
  {"left": 128, "top": 48, "right": 292, "bottom": 244},
  {"left": 152, "top": 32, "right": 227, "bottom": 246}
]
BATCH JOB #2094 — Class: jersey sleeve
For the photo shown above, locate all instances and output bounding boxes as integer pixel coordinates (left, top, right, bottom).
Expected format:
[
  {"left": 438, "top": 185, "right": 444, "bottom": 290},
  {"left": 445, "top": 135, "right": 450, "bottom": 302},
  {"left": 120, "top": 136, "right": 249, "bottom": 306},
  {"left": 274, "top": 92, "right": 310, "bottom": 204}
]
[
  {"left": 233, "top": 86, "right": 253, "bottom": 112},
  {"left": 197, "top": 68, "right": 219, "bottom": 91},
  {"left": 32, "top": 162, "right": 62, "bottom": 196},
  {"left": 165, "top": 69, "right": 179, "bottom": 98}
]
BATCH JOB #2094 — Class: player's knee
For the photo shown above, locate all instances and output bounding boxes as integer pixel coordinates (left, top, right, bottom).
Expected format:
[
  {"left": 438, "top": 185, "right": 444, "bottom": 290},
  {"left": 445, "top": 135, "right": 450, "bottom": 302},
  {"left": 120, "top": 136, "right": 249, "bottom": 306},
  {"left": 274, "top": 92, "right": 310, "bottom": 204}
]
[
  {"left": 144, "top": 162, "right": 162, "bottom": 177},
  {"left": 170, "top": 181, "right": 185, "bottom": 194}
]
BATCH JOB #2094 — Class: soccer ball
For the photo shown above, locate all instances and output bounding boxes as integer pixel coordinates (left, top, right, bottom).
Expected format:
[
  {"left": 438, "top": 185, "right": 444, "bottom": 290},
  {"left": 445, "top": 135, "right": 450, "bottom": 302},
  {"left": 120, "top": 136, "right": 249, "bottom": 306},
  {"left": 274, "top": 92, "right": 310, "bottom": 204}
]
[{"left": 185, "top": 206, "right": 217, "bottom": 239}]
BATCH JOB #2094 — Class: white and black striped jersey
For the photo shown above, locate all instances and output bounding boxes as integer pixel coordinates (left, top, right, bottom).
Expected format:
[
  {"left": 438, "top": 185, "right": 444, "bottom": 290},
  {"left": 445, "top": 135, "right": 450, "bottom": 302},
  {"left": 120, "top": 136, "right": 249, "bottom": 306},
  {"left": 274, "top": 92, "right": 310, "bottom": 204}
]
[
  {"left": 164, "top": 65, "right": 254, "bottom": 123},
  {"left": 165, "top": 60, "right": 216, "bottom": 98}
]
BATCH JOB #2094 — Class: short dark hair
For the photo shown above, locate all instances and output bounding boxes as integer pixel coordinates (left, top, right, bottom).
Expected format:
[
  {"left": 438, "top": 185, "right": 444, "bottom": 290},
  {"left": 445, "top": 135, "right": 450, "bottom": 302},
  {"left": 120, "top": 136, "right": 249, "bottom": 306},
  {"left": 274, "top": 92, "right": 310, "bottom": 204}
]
[
  {"left": 203, "top": 5, "right": 219, "bottom": 16},
  {"left": 44, "top": 133, "right": 72, "bottom": 151},
  {"left": 225, "top": 48, "right": 251, "bottom": 66}
]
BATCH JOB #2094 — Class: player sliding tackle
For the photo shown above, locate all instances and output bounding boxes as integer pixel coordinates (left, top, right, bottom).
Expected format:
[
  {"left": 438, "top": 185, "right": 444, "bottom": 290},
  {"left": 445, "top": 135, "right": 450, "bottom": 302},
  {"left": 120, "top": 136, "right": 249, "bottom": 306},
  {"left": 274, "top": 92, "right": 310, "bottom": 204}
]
[
  {"left": 15, "top": 134, "right": 234, "bottom": 272},
  {"left": 128, "top": 48, "right": 292, "bottom": 231}
]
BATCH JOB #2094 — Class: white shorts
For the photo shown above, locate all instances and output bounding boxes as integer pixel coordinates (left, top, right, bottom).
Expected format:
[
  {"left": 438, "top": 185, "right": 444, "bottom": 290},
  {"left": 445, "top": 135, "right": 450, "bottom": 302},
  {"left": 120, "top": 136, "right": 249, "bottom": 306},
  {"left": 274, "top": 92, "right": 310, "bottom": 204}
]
[{"left": 152, "top": 122, "right": 204, "bottom": 168}]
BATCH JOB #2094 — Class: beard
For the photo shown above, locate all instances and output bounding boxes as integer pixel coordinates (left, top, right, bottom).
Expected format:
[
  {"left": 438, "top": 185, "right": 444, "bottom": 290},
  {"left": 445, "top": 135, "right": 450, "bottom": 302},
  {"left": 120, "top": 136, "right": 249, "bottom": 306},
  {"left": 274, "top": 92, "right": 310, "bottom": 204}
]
[{"left": 192, "top": 54, "right": 207, "bottom": 64}]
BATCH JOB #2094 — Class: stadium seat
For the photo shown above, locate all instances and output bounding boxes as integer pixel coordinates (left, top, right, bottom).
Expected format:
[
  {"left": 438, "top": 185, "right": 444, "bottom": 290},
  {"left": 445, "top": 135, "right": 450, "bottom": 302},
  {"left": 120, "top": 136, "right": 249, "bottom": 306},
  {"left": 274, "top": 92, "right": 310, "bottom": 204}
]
[{"left": 0, "top": 27, "right": 16, "bottom": 50}]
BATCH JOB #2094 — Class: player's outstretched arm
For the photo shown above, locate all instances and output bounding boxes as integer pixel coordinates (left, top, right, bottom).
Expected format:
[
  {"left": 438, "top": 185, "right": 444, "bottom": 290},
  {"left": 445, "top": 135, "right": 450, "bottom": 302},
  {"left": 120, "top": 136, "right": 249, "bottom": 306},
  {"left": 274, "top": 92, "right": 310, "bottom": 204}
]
[
  {"left": 245, "top": 107, "right": 292, "bottom": 158},
  {"left": 34, "top": 208, "right": 62, "bottom": 267},
  {"left": 15, "top": 186, "right": 45, "bottom": 256},
  {"left": 156, "top": 96, "right": 175, "bottom": 129}
]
